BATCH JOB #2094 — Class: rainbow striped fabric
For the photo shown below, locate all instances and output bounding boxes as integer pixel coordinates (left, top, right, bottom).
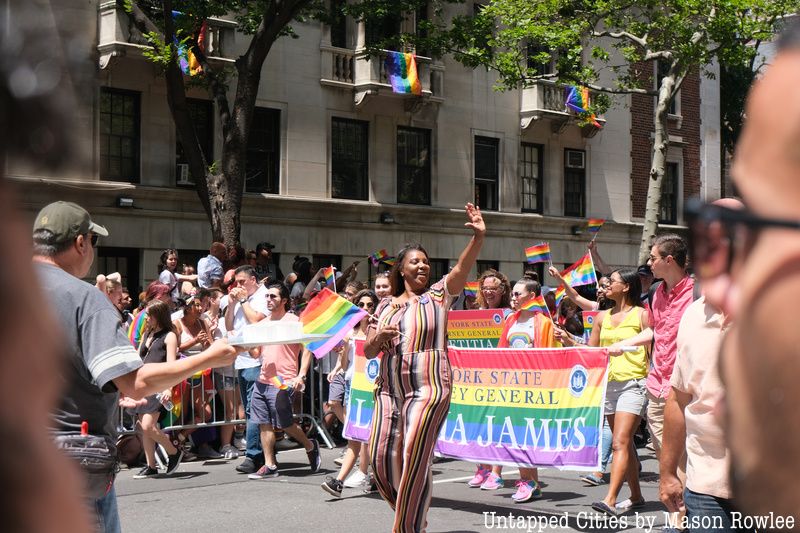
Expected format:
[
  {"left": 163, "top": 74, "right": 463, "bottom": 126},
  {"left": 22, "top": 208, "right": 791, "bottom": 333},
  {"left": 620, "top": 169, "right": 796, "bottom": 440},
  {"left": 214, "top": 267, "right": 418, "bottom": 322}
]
[
  {"left": 171, "top": 12, "right": 205, "bottom": 77},
  {"left": 525, "top": 243, "right": 551, "bottom": 264},
  {"left": 463, "top": 281, "right": 480, "bottom": 298},
  {"left": 587, "top": 219, "right": 605, "bottom": 234},
  {"left": 385, "top": 51, "right": 422, "bottom": 95},
  {"left": 520, "top": 294, "right": 550, "bottom": 315},
  {"left": 270, "top": 376, "right": 289, "bottom": 390},
  {"left": 368, "top": 249, "right": 390, "bottom": 266},
  {"left": 564, "top": 85, "right": 601, "bottom": 128},
  {"left": 127, "top": 310, "right": 148, "bottom": 348},
  {"left": 321, "top": 266, "right": 336, "bottom": 287},
  {"left": 554, "top": 286, "right": 566, "bottom": 307},
  {"left": 300, "top": 288, "right": 368, "bottom": 358},
  {"left": 562, "top": 253, "right": 597, "bottom": 287}
]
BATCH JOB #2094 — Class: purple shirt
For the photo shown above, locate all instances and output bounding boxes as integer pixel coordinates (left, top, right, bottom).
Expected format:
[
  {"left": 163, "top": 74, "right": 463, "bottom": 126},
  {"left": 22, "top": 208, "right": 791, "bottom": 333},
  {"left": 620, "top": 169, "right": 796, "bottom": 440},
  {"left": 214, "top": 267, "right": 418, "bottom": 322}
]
[{"left": 645, "top": 275, "right": 695, "bottom": 398}]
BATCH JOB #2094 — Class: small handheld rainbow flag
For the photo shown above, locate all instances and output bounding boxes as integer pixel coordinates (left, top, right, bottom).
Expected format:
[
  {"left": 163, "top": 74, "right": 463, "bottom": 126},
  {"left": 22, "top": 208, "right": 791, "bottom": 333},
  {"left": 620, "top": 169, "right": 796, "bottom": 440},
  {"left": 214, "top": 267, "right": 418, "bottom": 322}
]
[
  {"left": 564, "top": 85, "right": 601, "bottom": 128},
  {"left": 562, "top": 253, "right": 598, "bottom": 287},
  {"left": 385, "top": 51, "right": 422, "bottom": 95},
  {"left": 520, "top": 294, "right": 550, "bottom": 315},
  {"left": 270, "top": 376, "right": 289, "bottom": 390},
  {"left": 525, "top": 243, "right": 552, "bottom": 264},
  {"left": 127, "top": 310, "right": 148, "bottom": 348},
  {"left": 321, "top": 266, "right": 336, "bottom": 288},
  {"left": 554, "top": 286, "right": 566, "bottom": 307},
  {"left": 383, "top": 257, "right": 397, "bottom": 266},
  {"left": 300, "top": 288, "right": 369, "bottom": 358},
  {"left": 368, "top": 249, "right": 390, "bottom": 266},
  {"left": 463, "top": 281, "right": 480, "bottom": 298},
  {"left": 587, "top": 219, "right": 605, "bottom": 234}
]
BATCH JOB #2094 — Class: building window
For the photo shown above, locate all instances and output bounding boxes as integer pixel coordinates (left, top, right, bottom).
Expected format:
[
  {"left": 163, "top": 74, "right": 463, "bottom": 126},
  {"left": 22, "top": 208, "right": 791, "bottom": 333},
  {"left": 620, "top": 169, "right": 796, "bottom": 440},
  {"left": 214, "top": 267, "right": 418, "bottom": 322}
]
[
  {"left": 477, "top": 260, "right": 499, "bottom": 275},
  {"left": 330, "top": 0, "right": 347, "bottom": 48},
  {"left": 175, "top": 99, "right": 213, "bottom": 187},
  {"left": 397, "top": 127, "right": 431, "bottom": 205},
  {"left": 474, "top": 136, "right": 499, "bottom": 211},
  {"left": 96, "top": 247, "right": 140, "bottom": 299},
  {"left": 365, "top": 13, "right": 401, "bottom": 49},
  {"left": 660, "top": 162, "right": 680, "bottom": 225},
  {"left": 313, "top": 255, "right": 342, "bottom": 272},
  {"left": 564, "top": 149, "right": 586, "bottom": 217},
  {"left": 656, "top": 61, "right": 679, "bottom": 115},
  {"left": 428, "top": 258, "right": 449, "bottom": 287},
  {"left": 332, "top": 118, "right": 369, "bottom": 200},
  {"left": 521, "top": 262, "right": 545, "bottom": 283},
  {"left": 100, "top": 88, "right": 140, "bottom": 183},
  {"left": 520, "top": 142, "right": 543, "bottom": 213},
  {"left": 246, "top": 107, "right": 280, "bottom": 194},
  {"left": 526, "top": 44, "right": 555, "bottom": 76}
]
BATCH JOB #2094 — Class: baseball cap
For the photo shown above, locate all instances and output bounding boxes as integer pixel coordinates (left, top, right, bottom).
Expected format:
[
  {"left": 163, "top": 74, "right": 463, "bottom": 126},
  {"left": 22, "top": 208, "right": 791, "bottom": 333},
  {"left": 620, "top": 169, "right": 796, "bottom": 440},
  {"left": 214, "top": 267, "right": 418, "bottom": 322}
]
[
  {"left": 33, "top": 201, "right": 109, "bottom": 243},
  {"left": 637, "top": 264, "right": 653, "bottom": 277}
]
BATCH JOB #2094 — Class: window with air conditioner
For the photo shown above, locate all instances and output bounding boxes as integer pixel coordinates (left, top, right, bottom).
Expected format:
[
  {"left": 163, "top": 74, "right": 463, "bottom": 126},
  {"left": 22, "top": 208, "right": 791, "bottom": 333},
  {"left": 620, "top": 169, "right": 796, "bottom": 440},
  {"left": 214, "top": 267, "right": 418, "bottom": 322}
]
[{"left": 175, "top": 99, "right": 213, "bottom": 187}]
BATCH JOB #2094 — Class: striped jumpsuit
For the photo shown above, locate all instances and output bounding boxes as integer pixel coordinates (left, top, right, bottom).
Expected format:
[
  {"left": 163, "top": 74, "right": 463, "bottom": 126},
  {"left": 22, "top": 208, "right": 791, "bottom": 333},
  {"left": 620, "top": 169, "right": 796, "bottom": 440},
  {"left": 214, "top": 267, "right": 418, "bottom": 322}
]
[{"left": 369, "top": 277, "right": 453, "bottom": 533}]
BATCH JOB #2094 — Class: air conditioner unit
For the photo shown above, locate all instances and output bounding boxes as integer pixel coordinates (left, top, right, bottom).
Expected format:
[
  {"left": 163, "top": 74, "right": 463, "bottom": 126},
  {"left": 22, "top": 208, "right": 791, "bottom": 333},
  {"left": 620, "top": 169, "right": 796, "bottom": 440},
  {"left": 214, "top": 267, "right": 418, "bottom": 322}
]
[
  {"left": 565, "top": 150, "right": 585, "bottom": 169},
  {"left": 176, "top": 164, "right": 194, "bottom": 186}
]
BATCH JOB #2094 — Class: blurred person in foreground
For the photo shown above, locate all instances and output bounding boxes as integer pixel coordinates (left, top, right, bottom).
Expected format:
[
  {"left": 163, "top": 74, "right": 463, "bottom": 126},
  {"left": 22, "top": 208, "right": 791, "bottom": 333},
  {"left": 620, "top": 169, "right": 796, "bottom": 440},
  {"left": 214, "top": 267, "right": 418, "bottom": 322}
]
[{"left": 691, "top": 22, "right": 800, "bottom": 522}]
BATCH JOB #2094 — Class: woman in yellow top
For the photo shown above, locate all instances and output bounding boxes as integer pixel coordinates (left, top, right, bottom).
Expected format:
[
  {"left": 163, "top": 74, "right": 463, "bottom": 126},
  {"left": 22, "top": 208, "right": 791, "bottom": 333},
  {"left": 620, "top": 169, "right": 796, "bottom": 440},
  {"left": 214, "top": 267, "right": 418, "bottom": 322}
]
[{"left": 588, "top": 268, "right": 650, "bottom": 516}]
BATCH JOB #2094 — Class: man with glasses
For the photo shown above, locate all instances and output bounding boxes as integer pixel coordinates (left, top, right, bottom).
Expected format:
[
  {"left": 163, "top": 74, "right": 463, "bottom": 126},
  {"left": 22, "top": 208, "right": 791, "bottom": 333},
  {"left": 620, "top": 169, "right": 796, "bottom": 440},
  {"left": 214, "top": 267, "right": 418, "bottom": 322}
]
[
  {"left": 225, "top": 265, "right": 269, "bottom": 474},
  {"left": 32, "top": 201, "right": 241, "bottom": 532},
  {"left": 687, "top": 23, "right": 800, "bottom": 521}
]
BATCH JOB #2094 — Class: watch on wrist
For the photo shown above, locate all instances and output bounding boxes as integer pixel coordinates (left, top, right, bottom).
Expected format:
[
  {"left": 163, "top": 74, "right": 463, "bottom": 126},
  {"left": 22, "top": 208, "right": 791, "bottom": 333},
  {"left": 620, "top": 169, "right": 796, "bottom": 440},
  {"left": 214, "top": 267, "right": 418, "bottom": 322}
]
[{"left": 238, "top": 298, "right": 248, "bottom": 304}]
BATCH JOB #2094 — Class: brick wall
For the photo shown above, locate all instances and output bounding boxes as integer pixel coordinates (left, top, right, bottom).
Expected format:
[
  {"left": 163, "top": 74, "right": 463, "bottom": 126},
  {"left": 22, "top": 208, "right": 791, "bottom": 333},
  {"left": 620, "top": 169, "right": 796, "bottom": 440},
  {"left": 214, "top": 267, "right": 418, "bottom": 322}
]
[{"left": 630, "top": 63, "right": 702, "bottom": 219}]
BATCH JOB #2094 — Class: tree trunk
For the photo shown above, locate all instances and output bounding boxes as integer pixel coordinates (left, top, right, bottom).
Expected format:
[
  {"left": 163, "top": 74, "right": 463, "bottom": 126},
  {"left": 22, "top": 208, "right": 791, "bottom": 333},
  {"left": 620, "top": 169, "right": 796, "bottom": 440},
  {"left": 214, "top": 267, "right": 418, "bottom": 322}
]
[{"left": 637, "top": 72, "right": 677, "bottom": 264}]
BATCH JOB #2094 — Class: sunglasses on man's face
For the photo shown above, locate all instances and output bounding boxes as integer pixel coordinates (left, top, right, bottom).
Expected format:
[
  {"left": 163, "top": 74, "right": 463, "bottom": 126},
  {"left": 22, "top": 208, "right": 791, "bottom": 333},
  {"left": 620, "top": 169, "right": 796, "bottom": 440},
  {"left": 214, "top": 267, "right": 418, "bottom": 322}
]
[
  {"left": 684, "top": 197, "right": 800, "bottom": 279},
  {"left": 357, "top": 301, "right": 375, "bottom": 309}
]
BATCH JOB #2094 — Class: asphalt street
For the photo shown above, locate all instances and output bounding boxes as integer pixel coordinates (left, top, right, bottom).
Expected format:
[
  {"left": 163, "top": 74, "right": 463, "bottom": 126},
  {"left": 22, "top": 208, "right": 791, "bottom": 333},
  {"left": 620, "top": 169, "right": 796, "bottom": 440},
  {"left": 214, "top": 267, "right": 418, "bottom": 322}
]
[{"left": 116, "top": 444, "right": 670, "bottom": 533}]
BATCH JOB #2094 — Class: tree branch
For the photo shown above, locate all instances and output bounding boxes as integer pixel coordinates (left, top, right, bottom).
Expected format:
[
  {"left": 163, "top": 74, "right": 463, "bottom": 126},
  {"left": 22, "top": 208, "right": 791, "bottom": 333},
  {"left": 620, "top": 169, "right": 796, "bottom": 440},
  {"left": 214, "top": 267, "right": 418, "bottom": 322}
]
[
  {"left": 188, "top": 45, "right": 232, "bottom": 137},
  {"left": 592, "top": 29, "right": 647, "bottom": 49},
  {"left": 583, "top": 82, "right": 655, "bottom": 96},
  {"left": 118, "top": 0, "right": 161, "bottom": 36}
]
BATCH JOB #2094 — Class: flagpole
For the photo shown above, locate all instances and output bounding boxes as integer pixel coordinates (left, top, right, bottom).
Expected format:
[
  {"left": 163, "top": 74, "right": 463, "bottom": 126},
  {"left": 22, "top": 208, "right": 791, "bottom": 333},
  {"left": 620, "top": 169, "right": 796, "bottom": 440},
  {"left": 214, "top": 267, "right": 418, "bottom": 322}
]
[{"left": 587, "top": 251, "right": 599, "bottom": 290}]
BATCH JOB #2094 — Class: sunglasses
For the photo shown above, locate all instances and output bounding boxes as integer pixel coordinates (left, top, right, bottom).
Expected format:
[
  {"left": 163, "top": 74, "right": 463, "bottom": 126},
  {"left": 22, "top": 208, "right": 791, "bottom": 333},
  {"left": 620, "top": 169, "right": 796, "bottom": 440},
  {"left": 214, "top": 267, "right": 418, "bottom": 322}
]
[
  {"left": 85, "top": 233, "right": 99, "bottom": 247},
  {"left": 684, "top": 197, "right": 800, "bottom": 279},
  {"left": 511, "top": 291, "right": 527, "bottom": 298},
  {"left": 265, "top": 294, "right": 281, "bottom": 300},
  {"left": 357, "top": 301, "right": 375, "bottom": 309}
]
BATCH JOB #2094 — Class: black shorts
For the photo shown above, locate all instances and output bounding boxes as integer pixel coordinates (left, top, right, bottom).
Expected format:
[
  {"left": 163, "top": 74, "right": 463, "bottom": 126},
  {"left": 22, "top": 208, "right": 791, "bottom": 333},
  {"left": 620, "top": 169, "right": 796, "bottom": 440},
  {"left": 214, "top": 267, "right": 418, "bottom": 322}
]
[{"left": 249, "top": 381, "right": 294, "bottom": 429}]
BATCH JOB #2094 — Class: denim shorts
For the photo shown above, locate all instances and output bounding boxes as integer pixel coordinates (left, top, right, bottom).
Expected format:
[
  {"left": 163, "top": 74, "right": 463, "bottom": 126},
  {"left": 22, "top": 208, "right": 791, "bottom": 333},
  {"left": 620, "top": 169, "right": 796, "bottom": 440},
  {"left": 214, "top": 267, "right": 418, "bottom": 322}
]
[
  {"left": 328, "top": 372, "right": 346, "bottom": 403},
  {"left": 249, "top": 381, "right": 294, "bottom": 429},
  {"left": 605, "top": 377, "right": 647, "bottom": 416}
]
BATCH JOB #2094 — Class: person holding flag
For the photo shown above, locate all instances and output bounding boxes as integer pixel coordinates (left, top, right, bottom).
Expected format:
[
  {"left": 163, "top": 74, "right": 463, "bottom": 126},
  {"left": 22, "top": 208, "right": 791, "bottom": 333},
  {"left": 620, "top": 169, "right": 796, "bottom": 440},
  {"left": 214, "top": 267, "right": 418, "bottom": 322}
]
[
  {"left": 365, "top": 203, "right": 485, "bottom": 533},
  {"left": 588, "top": 268, "right": 650, "bottom": 517},
  {"left": 481, "top": 272, "right": 558, "bottom": 504}
]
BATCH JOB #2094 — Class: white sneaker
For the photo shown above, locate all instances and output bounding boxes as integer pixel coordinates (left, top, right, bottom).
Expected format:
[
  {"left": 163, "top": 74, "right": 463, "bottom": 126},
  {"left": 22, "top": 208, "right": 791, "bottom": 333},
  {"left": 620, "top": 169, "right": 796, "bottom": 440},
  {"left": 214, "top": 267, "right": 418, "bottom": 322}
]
[
  {"left": 343, "top": 469, "right": 367, "bottom": 488},
  {"left": 234, "top": 437, "right": 247, "bottom": 452},
  {"left": 221, "top": 444, "right": 240, "bottom": 460}
]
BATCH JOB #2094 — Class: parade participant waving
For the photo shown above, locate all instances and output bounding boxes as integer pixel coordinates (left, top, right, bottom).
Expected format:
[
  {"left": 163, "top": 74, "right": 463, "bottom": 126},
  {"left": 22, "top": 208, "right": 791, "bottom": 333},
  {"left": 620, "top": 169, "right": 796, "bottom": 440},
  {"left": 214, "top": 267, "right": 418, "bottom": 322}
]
[
  {"left": 588, "top": 269, "right": 650, "bottom": 516},
  {"left": 365, "top": 203, "right": 484, "bottom": 533}
]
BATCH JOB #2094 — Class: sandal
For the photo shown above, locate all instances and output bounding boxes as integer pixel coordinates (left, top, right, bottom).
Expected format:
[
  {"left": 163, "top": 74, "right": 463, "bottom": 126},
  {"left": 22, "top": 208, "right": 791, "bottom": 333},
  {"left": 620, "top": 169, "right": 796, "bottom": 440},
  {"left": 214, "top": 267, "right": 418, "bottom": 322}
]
[
  {"left": 615, "top": 498, "right": 646, "bottom": 511},
  {"left": 591, "top": 501, "right": 619, "bottom": 517},
  {"left": 579, "top": 473, "right": 606, "bottom": 486}
]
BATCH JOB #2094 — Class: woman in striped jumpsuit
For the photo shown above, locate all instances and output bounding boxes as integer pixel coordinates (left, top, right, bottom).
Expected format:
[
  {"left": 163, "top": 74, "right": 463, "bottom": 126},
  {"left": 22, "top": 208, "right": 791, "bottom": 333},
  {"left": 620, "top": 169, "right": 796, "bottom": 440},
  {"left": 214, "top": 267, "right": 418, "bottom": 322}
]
[{"left": 365, "top": 203, "right": 485, "bottom": 533}]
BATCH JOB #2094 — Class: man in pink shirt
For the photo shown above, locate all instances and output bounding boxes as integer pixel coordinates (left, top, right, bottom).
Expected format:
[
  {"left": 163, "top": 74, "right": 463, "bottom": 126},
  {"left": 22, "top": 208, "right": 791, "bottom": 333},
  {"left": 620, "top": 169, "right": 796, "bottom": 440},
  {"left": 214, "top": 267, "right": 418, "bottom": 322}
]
[
  {"left": 247, "top": 283, "right": 321, "bottom": 479},
  {"left": 645, "top": 234, "right": 695, "bottom": 455}
]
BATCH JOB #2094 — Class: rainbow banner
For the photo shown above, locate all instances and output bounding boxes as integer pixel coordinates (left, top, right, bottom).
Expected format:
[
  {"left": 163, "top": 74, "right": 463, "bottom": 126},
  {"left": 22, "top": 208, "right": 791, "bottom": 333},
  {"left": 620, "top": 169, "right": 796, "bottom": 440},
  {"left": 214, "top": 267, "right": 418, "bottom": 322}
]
[
  {"left": 520, "top": 294, "right": 550, "bottom": 315},
  {"left": 344, "top": 345, "right": 609, "bottom": 469},
  {"left": 463, "top": 281, "right": 480, "bottom": 298},
  {"left": 525, "top": 243, "right": 552, "bottom": 264},
  {"left": 447, "top": 309, "right": 505, "bottom": 349},
  {"left": 385, "top": 51, "right": 422, "bottom": 95},
  {"left": 436, "top": 347, "right": 608, "bottom": 468},
  {"left": 562, "top": 253, "right": 597, "bottom": 287},
  {"left": 582, "top": 310, "right": 599, "bottom": 342},
  {"left": 321, "top": 266, "right": 336, "bottom": 288},
  {"left": 343, "top": 340, "right": 380, "bottom": 442},
  {"left": 564, "top": 85, "right": 601, "bottom": 128},
  {"left": 300, "top": 288, "right": 368, "bottom": 358},
  {"left": 127, "top": 310, "right": 147, "bottom": 348}
]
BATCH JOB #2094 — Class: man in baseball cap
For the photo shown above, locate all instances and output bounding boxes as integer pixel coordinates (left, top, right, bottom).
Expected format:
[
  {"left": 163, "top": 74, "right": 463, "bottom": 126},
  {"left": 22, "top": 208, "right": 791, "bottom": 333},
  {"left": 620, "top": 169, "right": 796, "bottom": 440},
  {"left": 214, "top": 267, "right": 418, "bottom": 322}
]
[{"left": 34, "top": 201, "right": 109, "bottom": 241}]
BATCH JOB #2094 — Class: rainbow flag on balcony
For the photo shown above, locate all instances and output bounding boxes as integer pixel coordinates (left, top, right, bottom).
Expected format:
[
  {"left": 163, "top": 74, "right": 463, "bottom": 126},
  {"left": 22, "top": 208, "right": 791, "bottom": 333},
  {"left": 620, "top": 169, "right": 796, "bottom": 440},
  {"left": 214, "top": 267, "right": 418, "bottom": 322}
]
[
  {"left": 385, "top": 51, "right": 422, "bottom": 95},
  {"left": 565, "top": 85, "right": 601, "bottom": 128}
]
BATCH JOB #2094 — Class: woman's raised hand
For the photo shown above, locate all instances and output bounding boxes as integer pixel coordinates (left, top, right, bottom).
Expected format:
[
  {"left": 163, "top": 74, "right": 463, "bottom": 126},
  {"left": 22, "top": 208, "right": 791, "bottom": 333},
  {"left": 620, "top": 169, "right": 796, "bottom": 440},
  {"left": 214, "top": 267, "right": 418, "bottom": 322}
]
[{"left": 464, "top": 203, "right": 485, "bottom": 237}]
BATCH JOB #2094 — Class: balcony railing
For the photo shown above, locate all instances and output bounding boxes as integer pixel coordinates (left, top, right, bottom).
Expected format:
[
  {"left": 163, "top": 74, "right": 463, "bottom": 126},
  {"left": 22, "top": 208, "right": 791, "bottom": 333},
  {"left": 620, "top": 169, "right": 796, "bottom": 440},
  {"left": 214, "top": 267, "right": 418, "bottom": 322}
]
[
  {"left": 520, "top": 80, "right": 605, "bottom": 135},
  {"left": 97, "top": 1, "right": 236, "bottom": 69},
  {"left": 321, "top": 47, "right": 443, "bottom": 107}
]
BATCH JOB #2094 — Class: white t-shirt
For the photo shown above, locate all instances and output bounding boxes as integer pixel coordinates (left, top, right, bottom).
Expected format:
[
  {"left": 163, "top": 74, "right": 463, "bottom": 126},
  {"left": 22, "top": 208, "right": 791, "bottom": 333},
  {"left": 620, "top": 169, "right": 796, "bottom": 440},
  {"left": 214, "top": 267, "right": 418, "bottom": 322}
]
[
  {"left": 230, "top": 285, "right": 270, "bottom": 369},
  {"left": 505, "top": 314, "right": 538, "bottom": 348}
]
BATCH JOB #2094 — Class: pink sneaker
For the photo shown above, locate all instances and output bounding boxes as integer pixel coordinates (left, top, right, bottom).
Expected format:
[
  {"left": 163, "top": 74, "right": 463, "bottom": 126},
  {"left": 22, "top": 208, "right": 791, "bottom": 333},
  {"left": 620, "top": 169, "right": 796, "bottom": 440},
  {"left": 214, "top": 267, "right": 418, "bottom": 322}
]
[
  {"left": 480, "top": 472, "right": 504, "bottom": 490},
  {"left": 467, "top": 467, "right": 491, "bottom": 488},
  {"left": 511, "top": 479, "right": 542, "bottom": 503}
]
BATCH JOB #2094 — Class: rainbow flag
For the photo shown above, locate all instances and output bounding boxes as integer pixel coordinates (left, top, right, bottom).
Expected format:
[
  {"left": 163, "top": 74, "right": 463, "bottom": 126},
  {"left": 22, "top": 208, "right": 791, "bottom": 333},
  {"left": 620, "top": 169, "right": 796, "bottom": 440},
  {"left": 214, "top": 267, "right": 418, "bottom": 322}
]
[
  {"left": 368, "top": 249, "right": 390, "bottom": 266},
  {"left": 520, "top": 294, "right": 550, "bottom": 315},
  {"left": 554, "top": 286, "right": 566, "bottom": 307},
  {"left": 383, "top": 257, "right": 397, "bottom": 266},
  {"left": 463, "top": 281, "right": 480, "bottom": 298},
  {"left": 127, "top": 310, "right": 148, "bottom": 348},
  {"left": 587, "top": 219, "right": 605, "bottom": 234},
  {"left": 321, "top": 266, "right": 336, "bottom": 288},
  {"left": 270, "top": 376, "right": 289, "bottom": 390},
  {"left": 562, "top": 253, "right": 597, "bottom": 287},
  {"left": 564, "top": 85, "right": 601, "bottom": 128},
  {"left": 300, "top": 288, "right": 368, "bottom": 358},
  {"left": 525, "top": 243, "right": 551, "bottom": 264},
  {"left": 385, "top": 51, "right": 422, "bottom": 95}
]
